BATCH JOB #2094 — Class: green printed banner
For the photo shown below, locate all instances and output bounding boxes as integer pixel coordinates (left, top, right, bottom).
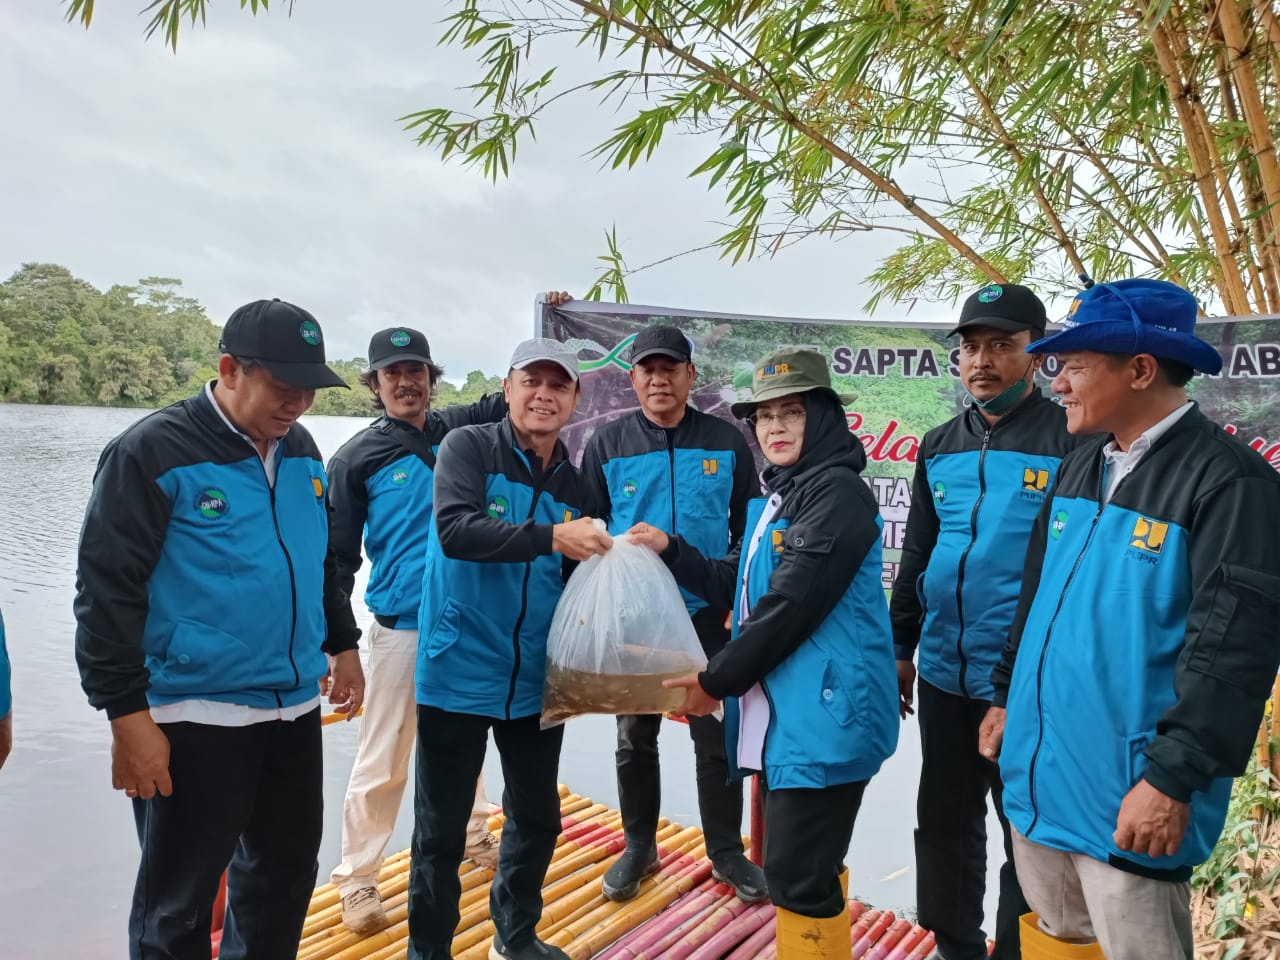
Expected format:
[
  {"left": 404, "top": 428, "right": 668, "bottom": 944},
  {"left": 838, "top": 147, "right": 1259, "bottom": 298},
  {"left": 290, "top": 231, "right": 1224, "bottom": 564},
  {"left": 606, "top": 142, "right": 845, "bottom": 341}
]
[{"left": 541, "top": 300, "right": 1280, "bottom": 589}]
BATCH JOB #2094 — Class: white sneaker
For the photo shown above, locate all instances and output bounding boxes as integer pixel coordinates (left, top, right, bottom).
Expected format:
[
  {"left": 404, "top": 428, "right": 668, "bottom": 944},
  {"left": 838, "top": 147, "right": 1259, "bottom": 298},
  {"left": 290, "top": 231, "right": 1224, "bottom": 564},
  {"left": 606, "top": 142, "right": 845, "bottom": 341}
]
[
  {"left": 467, "top": 832, "right": 500, "bottom": 870},
  {"left": 341, "top": 885, "right": 387, "bottom": 935}
]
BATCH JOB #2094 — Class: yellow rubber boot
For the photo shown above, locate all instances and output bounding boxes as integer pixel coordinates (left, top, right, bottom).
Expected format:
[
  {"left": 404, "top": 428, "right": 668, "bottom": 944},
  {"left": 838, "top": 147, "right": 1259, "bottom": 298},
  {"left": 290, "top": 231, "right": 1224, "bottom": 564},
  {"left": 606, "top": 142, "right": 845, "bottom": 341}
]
[
  {"left": 838, "top": 867, "right": 849, "bottom": 903},
  {"left": 776, "top": 904, "right": 853, "bottom": 960},
  {"left": 1019, "top": 913, "right": 1107, "bottom": 959}
]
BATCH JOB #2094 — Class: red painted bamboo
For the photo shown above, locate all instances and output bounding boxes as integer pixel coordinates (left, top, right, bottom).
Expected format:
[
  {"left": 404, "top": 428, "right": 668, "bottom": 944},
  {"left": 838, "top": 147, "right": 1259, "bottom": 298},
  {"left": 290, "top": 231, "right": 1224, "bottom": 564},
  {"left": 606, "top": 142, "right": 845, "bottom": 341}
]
[
  {"left": 884, "top": 926, "right": 929, "bottom": 960},
  {"left": 852, "top": 911, "right": 896, "bottom": 959},
  {"left": 865, "top": 918, "right": 912, "bottom": 960},
  {"left": 660, "top": 895, "right": 756, "bottom": 960},
  {"left": 723, "top": 912, "right": 777, "bottom": 960},
  {"left": 905, "top": 931, "right": 937, "bottom": 959},
  {"left": 683, "top": 902, "right": 774, "bottom": 960}
]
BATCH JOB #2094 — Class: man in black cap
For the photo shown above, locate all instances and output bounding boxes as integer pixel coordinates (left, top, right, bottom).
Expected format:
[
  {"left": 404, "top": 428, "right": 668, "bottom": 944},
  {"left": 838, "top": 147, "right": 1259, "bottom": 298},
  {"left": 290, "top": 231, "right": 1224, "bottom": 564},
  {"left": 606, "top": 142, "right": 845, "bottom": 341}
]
[
  {"left": 580, "top": 322, "right": 766, "bottom": 904},
  {"left": 327, "top": 327, "right": 507, "bottom": 934},
  {"left": 890, "top": 283, "right": 1088, "bottom": 960},
  {"left": 74, "top": 298, "right": 363, "bottom": 960}
]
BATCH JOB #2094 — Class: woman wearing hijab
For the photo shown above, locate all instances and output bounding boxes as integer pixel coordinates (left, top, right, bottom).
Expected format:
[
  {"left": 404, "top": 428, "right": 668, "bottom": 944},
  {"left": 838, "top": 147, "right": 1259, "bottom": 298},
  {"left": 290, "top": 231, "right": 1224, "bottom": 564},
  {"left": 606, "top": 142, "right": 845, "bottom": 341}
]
[{"left": 628, "top": 348, "right": 899, "bottom": 960}]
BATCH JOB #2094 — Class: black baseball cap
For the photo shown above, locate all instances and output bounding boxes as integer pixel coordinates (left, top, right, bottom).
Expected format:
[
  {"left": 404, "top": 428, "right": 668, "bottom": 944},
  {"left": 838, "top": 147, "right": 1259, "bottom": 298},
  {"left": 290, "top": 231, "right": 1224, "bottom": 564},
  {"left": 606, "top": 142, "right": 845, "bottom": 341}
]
[
  {"left": 368, "top": 327, "right": 433, "bottom": 371},
  {"left": 947, "top": 283, "right": 1048, "bottom": 338},
  {"left": 219, "top": 298, "right": 348, "bottom": 389},
  {"left": 628, "top": 325, "right": 693, "bottom": 364}
]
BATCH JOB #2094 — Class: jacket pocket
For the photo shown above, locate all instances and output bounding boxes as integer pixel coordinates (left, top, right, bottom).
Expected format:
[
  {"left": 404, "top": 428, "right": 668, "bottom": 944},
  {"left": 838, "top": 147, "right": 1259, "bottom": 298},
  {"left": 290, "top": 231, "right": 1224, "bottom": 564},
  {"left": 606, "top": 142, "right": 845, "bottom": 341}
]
[
  {"left": 818, "top": 657, "right": 860, "bottom": 728},
  {"left": 1188, "top": 564, "right": 1280, "bottom": 697},
  {"left": 425, "top": 599, "right": 462, "bottom": 658}
]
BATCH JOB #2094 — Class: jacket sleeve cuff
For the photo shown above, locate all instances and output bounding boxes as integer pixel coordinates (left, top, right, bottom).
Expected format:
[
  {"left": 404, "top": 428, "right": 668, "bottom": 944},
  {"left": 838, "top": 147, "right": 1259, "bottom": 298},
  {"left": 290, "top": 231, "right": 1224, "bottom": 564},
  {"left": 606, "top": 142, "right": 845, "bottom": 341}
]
[
  {"left": 322, "top": 632, "right": 361, "bottom": 656},
  {"left": 894, "top": 644, "right": 915, "bottom": 662},
  {"left": 1141, "top": 761, "right": 1195, "bottom": 804},
  {"left": 989, "top": 687, "right": 1009, "bottom": 709},
  {"left": 698, "top": 668, "right": 729, "bottom": 702},
  {"left": 104, "top": 693, "right": 152, "bottom": 721},
  {"left": 534, "top": 523, "right": 556, "bottom": 556}
]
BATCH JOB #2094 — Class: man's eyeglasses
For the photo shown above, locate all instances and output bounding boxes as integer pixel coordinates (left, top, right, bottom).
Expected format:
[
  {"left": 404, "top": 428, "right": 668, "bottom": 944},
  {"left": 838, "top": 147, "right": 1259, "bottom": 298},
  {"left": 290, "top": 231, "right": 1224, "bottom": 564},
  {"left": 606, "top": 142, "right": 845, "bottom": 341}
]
[{"left": 749, "top": 407, "right": 806, "bottom": 428}]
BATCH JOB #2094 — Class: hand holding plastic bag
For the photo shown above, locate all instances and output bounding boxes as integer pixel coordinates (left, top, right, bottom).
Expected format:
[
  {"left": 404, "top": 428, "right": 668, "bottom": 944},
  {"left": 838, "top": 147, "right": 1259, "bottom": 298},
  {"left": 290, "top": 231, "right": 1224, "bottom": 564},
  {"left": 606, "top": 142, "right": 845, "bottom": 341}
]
[{"left": 542, "top": 527, "right": 707, "bottom": 727}]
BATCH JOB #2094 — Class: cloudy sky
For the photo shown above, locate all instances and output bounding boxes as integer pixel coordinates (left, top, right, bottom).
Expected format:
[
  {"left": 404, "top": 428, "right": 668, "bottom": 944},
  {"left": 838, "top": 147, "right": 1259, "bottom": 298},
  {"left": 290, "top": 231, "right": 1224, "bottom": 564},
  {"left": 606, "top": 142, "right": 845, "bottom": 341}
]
[{"left": 0, "top": 0, "right": 962, "bottom": 377}]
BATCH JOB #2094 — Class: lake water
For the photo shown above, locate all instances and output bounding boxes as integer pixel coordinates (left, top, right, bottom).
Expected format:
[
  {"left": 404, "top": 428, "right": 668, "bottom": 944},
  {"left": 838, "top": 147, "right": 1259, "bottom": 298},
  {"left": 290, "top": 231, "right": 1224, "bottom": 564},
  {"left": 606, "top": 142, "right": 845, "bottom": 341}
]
[{"left": 0, "top": 402, "right": 1000, "bottom": 958}]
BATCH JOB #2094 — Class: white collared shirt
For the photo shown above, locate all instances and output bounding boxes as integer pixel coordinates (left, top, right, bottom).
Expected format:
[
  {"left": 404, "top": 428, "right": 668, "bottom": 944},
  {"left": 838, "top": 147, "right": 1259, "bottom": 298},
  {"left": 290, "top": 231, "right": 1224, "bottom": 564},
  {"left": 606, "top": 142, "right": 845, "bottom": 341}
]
[
  {"left": 149, "top": 382, "right": 320, "bottom": 726},
  {"left": 1101, "top": 401, "right": 1194, "bottom": 503}
]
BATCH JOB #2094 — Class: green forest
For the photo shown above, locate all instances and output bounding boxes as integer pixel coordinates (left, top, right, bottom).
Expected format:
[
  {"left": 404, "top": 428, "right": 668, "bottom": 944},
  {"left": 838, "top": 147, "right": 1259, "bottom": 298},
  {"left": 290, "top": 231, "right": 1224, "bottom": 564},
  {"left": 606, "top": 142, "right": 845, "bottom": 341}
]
[{"left": 0, "top": 263, "right": 503, "bottom": 417}]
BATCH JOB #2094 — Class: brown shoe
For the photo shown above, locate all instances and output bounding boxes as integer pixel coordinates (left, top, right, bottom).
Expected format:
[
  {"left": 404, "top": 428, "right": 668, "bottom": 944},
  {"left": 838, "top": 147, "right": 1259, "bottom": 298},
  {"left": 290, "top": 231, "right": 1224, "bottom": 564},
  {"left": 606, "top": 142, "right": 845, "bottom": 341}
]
[
  {"left": 467, "top": 832, "right": 500, "bottom": 870},
  {"left": 340, "top": 885, "right": 387, "bottom": 935}
]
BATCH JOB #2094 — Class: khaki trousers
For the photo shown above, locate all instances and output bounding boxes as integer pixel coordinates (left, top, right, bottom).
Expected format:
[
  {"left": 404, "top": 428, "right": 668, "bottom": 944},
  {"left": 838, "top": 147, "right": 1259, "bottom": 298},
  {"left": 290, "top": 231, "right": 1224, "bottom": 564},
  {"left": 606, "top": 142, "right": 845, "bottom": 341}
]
[
  {"left": 1010, "top": 828, "right": 1193, "bottom": 960},
  {"left": 330, "top": 622, "right": 490, "bottom": 894}
]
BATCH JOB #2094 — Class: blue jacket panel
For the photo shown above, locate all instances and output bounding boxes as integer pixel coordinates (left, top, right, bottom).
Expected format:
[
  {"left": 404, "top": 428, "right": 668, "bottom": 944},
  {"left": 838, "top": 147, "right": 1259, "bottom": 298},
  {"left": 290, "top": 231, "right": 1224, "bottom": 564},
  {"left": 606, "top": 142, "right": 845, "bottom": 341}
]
[
  {"left": 74, "top": 387, "right": 359, "bottom": 719},
  {"left": 0, "top": 609, "right": 9, "bottom": 718},
  {"left": 581, "top": 409, "right": 757, "bottom": 616},
  {"left": 994, "top": 407, "right": 1280, "bottom": 878},
  {"left": 361, "top": 453, "right": 438, "bottom": 625},
  {"left": 720, "top": 501, "right": 900, "bottom": 788},
  {"left": 890, "top": 393, "right": 1083, "bottom": 701},
  {"left": 416, "top": 420, "right": 593, "bottom": 720},
  {"left": 916, "top": 448, "right": 1064, "bottom": 699},
  {"left": 327, "top": 396, "right": 507, "bottom": 629},
  {"left": 146, "top": 453, "right": 330, "bottom": 708}
]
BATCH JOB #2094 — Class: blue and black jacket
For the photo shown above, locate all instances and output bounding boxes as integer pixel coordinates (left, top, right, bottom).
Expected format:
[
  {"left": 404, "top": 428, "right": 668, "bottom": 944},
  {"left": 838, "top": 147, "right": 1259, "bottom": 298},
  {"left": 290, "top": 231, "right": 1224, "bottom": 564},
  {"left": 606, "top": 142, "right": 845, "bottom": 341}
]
[
  {"left": 0, "top": 608, "right": 10, "bottom": 719},
  {"left": 992, "top": 405, "right": 1280, "bottom": 879},
  {"left": 581, "top": 407, "right": 757, "bottom": 653},
  {"left": 416, "top": 419, "right": 594, "bottom": 719},
  {"left": 74, "top": 385, "right": 360, "bottom": 720},
  {"left": 890, "top": 390, "right": 1084, "bottom": 700},
  {"left": 327, "top": 394, "right": 506, "bottom": 629},
  {"left": 660, "top": 395, "right": 899, "bottom": 788}
]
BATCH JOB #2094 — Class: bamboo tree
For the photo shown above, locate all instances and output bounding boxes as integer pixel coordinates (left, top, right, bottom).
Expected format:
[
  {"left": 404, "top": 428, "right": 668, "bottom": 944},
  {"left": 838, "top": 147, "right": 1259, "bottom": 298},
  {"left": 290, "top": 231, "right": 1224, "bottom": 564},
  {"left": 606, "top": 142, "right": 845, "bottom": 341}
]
[{"left": 65, "top": 0, "right": 1280, "bottom": 313}]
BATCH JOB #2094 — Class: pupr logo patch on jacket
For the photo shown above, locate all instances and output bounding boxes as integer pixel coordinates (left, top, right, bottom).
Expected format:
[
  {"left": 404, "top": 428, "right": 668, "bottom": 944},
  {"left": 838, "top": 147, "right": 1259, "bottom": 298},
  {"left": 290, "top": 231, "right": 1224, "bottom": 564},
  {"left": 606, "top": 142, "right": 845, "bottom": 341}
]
[
  {"left": 771, "top": 529, "right": 785, "bottom": 554},
  {"left": 311, "top": 477, "right": 324, "bottom": 498},
  {"left": 1021, "top": 467, "right": 1049, "bottom": 497},
  {"left": 195, "top": 488, "right": 230, "bottom": 519},
  {"left": 703, "top": 458, "right": 719, "bottom": 476},
  {"left": 1128, "top": 516, "right": 1168, "bottom": 558}
]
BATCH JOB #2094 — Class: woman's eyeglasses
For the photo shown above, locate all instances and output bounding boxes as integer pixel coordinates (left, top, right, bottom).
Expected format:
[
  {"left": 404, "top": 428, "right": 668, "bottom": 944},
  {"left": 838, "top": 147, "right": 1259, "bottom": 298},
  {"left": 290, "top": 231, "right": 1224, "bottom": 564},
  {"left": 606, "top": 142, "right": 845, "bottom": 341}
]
[{"left": 750, "top": 407, "right": 806, "bottom": 428}]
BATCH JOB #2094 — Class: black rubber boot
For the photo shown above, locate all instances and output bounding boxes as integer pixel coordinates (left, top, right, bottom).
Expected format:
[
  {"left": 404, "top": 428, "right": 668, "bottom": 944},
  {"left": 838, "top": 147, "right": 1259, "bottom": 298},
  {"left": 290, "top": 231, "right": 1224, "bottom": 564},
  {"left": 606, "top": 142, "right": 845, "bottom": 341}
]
[{"left": 604, "top": 715, "right": 663, "bottom": 902}]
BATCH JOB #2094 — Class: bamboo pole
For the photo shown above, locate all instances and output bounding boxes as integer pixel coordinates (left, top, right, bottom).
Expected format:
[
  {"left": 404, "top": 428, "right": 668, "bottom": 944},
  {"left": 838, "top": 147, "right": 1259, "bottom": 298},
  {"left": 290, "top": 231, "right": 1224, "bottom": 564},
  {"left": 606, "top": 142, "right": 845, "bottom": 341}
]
[
  {"left": 1149, "top": 6, "right": 1254, "bottom": 314},
  {"left": 1214, "top": 44, "right": 1274, "bottom": 312},
  {"left": 1216, "top": 0, "right": 1280, "bottom": 306},
  {"left": 1270, "top": 674, "right": 1280, "bottom": 783}
]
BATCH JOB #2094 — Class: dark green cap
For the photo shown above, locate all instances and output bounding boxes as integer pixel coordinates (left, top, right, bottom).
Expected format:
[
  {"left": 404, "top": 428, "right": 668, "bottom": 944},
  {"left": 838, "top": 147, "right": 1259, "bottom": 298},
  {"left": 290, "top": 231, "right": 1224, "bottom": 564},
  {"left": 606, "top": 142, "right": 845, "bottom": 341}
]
[{"left": 730, "top": 348, "right": 856, "bottom": 419}]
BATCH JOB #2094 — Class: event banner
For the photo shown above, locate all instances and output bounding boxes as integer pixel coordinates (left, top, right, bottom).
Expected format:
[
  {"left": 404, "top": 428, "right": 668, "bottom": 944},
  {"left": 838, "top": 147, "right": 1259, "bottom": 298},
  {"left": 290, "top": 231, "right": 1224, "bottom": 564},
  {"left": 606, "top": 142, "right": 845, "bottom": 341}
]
[{"left": 540, "top": 299, "right": 1280, "bottom": 590}]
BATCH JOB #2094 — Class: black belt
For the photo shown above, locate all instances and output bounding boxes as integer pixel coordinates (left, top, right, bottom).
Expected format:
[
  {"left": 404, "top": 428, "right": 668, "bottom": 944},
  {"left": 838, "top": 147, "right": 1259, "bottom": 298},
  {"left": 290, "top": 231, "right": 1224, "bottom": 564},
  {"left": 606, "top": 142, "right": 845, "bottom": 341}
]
[{"left": 373, "top": 613, "right": 401, "bottom": 629}]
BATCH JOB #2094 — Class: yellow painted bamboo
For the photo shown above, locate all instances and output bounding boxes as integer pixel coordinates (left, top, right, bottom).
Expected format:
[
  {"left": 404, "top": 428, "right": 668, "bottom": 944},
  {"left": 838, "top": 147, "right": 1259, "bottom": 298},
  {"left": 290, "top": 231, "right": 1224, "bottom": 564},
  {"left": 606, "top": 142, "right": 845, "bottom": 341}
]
[{"left": 1271, "top": 675, "right": 1280, "bottom": 783}]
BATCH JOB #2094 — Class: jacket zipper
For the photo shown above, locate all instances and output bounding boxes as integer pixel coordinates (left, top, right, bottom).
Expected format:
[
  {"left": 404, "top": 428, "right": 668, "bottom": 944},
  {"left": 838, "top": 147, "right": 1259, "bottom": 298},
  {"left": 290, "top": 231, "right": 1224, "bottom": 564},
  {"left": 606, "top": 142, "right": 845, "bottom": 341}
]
[
  {"left": 505, "top": 456, "right": 558, "bottom": 720},
  {"left": 952, "top": 428, "right": 991, "bottom": 696},
  {"left": 260, "top": 454, "right": 300, "bottom": 704},
  {"left": 1026, "top": 465, "right": 1115, "bottom": 834},
  {"left": 665, "top": 430, "right": 678, "bottom": 534}
]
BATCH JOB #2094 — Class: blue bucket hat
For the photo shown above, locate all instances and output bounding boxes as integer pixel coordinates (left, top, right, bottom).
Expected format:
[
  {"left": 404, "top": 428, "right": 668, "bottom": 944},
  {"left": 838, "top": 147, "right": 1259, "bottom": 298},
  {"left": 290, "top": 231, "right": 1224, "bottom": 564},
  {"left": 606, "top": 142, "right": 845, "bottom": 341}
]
[{"left": 1026, "top": 278, "right": 1223, "bottom": 374}]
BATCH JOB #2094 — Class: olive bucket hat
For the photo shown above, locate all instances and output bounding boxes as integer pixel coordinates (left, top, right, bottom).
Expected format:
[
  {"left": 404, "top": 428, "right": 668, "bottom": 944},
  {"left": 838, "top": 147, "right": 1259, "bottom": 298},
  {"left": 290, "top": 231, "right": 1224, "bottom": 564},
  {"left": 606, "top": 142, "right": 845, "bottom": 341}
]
[{"left": 730, "top": 348, "right": 856, "bottom": 419}]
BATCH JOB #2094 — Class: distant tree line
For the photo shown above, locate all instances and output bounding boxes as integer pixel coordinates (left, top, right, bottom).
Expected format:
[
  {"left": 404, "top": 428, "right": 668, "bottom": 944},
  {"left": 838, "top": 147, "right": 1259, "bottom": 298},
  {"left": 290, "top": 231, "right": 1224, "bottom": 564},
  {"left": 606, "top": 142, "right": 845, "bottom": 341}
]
[{"left": 0, "top": 263, "right": 502, "bottom": 417}]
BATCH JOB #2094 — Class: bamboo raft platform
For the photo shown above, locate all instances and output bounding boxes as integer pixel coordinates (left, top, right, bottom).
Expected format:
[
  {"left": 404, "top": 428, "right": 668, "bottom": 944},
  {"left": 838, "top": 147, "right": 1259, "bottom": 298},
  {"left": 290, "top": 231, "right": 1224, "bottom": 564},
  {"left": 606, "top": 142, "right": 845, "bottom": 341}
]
[{"left": 290, "top": 785, "right": 938, "bottom": 960}]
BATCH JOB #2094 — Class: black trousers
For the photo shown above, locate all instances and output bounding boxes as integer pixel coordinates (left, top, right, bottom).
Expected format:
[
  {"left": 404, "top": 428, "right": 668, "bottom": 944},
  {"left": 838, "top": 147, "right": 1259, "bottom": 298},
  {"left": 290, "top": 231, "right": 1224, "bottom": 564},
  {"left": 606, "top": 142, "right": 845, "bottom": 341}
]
[
  {"left": 915, "top": 679, "right": 1028, "bottom": 960},
  {"left": 128, "top": 709, "right": 323, "bottom": 960},
  {"left": 763, "top": 779, "right": 867, "bottom": 918},
  {"left": 407, "top": 706, "right": 565, "bottom": 960},
  {"left": 615, "top": 711, "right": 744, "bottom": 864}
]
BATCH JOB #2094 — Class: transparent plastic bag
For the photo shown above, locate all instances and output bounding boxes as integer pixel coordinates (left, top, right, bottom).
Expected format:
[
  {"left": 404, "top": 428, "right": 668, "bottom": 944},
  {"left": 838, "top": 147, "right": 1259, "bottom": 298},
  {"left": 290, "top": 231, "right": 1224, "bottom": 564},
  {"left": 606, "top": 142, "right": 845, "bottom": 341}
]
[{"left": 542, "top": 529, "right": 707, "bottom": 727}]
